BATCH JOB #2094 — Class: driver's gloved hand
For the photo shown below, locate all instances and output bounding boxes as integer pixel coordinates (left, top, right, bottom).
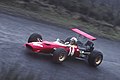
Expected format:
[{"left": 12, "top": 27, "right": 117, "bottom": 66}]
[{"left": 65, "top": 42, "right": 69, "bottom": 45}]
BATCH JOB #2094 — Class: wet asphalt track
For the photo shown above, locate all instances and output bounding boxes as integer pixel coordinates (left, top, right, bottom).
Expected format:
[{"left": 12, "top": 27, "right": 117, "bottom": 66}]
[{"left": 0, "top": 12, "right": 120, "bottom": 80}]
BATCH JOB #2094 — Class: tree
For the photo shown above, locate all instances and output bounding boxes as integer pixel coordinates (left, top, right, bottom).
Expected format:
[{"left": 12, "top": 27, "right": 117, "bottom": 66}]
[
  {"left": 105, "top": 0, "right": 120, "bottom": 28},
  {"left": 84, "top": 0, "right": 98, "bottom": 17}
]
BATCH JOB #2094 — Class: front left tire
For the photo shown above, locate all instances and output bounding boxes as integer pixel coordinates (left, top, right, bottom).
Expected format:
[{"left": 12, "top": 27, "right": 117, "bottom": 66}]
[{"left": 53, "top": 48, "right": 68, "bottom": 63}]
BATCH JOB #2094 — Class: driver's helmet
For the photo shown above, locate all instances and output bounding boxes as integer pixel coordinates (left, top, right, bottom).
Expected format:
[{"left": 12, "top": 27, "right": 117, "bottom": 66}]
[{"left": 70, "top": 37, "right": 78, "bottom": 45}]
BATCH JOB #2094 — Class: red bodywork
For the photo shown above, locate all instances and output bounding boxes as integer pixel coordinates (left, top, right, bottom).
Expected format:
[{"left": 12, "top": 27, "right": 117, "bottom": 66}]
[{"left": 25, "top": 41, "right": 81, "bottom": 57}]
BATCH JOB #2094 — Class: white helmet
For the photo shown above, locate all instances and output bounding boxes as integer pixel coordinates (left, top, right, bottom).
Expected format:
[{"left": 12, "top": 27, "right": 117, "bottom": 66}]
[{"left": 70, "top": 37, "right": 78, "bottom": 45}]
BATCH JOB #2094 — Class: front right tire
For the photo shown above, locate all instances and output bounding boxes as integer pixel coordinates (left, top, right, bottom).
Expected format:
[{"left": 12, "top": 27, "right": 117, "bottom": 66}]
[{"left": 28, "top": 33, "right": 42, "bottom": 43}]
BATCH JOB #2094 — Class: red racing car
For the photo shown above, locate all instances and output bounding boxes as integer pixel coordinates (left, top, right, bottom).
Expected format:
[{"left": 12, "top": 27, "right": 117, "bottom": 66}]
[{"left": 25, "top": 28, "right": 103, "bottom": 67}]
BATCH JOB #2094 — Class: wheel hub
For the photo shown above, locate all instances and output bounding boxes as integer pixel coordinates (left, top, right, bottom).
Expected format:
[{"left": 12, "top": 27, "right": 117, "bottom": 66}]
[
  {"left": 59, "top": 54, "right": 65, "bottom": 61},
  {"left": 95, "top": 56, "right": 102, "bottom": 65}
]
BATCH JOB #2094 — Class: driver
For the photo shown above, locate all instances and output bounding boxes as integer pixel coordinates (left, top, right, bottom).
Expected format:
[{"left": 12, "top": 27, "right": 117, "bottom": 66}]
[
  {"left": 70, "top": 37, "right": 78, "bottom": 45},
  {"left": 68, "top": 37, "right": 78, "bottom": 56}
]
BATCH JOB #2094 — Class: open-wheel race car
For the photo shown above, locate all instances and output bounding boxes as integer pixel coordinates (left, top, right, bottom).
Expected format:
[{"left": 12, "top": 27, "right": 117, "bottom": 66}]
[{"left": 25, "top": 28, "right": 103, "bottom": 67}]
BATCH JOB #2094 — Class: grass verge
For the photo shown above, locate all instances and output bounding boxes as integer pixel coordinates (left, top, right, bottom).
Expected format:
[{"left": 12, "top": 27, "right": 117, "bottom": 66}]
[{"left": 0, "top": 1, "right": 120, "bottom": 41}]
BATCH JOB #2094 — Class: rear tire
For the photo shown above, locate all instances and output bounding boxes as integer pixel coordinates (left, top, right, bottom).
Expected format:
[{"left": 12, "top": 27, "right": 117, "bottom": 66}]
[
  {"left": 88, "top": 50, "right": 103, "bottom": 67},
  {"left": 53, "top": 48, "right": 68, "bottom": 63},
  {"left": 28, "top": 33, "right": 42, "bottom": 43}
]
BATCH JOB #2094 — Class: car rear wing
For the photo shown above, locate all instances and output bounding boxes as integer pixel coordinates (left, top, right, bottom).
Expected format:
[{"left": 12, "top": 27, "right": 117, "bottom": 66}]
[{"left": 71, "top": 28, "right": 96, "bottom": 41}]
